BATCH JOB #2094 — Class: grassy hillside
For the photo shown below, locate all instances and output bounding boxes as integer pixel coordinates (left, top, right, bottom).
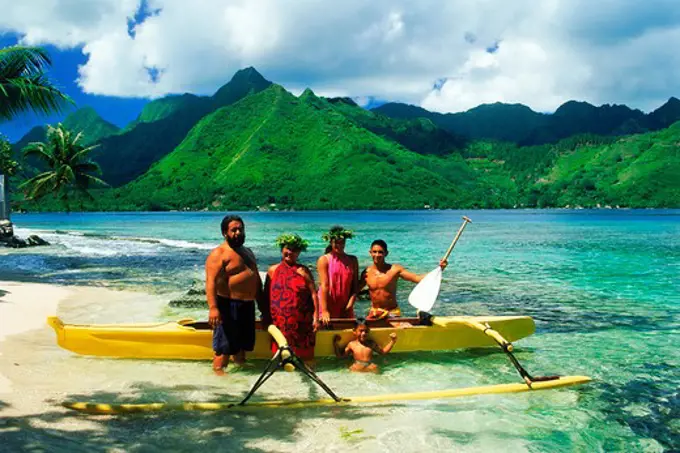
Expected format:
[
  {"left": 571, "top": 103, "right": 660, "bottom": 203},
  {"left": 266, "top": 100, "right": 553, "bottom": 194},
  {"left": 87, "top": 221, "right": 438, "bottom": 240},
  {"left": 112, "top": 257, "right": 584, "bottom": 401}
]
[
  {"left": 103, "top": 84, "right": 516, "bottom": 211},
  {"left": 460, "top": 127, "right": 680, "bottom": 208},
  {"left": 534, "top": 124, "right": 680, "bottom": 207},
  {"left": 88, "top": 68, "right": 273, "bottom": 187}
]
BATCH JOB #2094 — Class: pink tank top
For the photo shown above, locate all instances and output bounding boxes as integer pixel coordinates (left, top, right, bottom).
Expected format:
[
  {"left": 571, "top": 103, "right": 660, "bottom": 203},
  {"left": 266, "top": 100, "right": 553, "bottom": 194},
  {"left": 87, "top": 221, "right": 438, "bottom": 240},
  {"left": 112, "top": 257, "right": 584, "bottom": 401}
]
[{"left": 319, "top": 253, "right": 355, "bottom": 318}]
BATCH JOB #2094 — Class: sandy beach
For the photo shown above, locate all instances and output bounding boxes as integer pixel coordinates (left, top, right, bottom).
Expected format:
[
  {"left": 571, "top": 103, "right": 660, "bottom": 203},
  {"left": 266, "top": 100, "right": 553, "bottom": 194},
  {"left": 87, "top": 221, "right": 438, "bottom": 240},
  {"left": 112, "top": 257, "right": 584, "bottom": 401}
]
[
  {"left": 0, "top": 281, "right": 71, "bottom": 393},
  {"left": 0, "top": 279, "right": 190, "bottom": 451}
]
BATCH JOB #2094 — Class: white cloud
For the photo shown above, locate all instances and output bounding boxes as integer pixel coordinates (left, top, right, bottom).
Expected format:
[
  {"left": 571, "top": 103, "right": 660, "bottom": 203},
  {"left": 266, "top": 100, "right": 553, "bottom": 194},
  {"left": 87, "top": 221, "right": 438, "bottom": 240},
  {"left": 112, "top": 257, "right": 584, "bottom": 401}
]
[{"left": 1, "top": 0, "right": 679, "bottom": 112}]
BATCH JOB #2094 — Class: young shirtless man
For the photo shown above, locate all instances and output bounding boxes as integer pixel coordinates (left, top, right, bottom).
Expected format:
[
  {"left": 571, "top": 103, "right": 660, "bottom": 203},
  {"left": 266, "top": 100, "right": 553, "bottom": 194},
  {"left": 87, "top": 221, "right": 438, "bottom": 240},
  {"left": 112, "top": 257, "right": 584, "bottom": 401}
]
[
  {"left": 205, "top": 215, "right": 268, "bottom": 375},
  {"left": 360, "top": 240, "right": 447, "bottom": 320},
  {"left": 333, "top": 320, "right": 397, "bottom": 373}
]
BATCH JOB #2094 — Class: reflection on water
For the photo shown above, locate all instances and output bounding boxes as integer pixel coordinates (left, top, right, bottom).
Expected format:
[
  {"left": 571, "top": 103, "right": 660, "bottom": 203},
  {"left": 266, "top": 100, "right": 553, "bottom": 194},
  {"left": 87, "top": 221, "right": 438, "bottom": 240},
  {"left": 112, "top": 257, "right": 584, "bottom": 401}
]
[{"left": 1, "top": 210, "right": 679, "bottom": 452}]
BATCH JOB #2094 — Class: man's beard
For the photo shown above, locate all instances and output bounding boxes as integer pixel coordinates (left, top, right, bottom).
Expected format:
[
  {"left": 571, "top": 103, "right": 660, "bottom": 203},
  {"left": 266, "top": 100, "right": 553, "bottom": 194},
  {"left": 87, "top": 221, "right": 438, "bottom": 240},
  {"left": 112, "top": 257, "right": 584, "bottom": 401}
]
[{"left": 227, "top": 235, "right": 245, "bottom": 248}]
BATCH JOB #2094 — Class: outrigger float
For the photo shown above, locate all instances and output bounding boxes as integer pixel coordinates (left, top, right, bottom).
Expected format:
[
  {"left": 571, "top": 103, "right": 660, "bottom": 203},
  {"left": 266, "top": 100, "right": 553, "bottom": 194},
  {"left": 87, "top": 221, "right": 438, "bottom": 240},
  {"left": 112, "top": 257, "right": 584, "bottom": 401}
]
[{"left": 55, "top": 315, "right": 591, "bottom": 414}]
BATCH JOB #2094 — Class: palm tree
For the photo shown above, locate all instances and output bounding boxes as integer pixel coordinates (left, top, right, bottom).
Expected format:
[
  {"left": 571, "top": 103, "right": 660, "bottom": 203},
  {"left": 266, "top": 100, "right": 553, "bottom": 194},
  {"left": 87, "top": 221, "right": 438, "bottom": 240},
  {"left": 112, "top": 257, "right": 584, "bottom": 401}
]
[
  {"left": 1, "top": 45, "right": 72, "bottom": 232},
  {"left": 0, "top": 45, "right": 73, "bottom": 121},
  {"left": 20, "top": 124, "right": 107, "bottom": 212}
]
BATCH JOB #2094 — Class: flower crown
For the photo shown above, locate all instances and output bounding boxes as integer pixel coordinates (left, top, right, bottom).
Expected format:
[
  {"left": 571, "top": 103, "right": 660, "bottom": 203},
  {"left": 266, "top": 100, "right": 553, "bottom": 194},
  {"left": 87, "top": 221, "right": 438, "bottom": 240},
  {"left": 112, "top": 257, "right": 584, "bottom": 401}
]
[
  {"left": 321, "top": 226, "right": 354, "bottom": 242},
  {"left": 275, "top": 233, "right": 309, "bottom": 251}
]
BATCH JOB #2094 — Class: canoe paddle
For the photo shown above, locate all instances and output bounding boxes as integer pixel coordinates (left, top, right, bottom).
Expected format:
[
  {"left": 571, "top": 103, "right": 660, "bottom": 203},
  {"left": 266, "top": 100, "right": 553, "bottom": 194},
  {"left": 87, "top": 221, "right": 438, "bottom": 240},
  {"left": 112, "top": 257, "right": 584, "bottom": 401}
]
[{"left": 408, "top": 216, "right": 472, "bottom": 313}]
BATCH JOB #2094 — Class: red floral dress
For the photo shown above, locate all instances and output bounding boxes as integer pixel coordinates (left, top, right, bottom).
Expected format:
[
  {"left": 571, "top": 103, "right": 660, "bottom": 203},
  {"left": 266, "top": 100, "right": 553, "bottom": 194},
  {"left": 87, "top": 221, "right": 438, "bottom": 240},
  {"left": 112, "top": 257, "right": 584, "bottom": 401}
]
[{"left": 269, "top": 262, "right": 316, "bottom": 359}]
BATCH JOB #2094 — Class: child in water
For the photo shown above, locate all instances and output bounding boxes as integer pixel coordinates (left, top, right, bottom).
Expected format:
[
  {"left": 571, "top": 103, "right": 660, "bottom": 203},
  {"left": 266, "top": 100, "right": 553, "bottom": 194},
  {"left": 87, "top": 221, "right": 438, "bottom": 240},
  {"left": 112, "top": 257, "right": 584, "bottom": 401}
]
[{"left": 333, "top": 319, "right": 397, "bottom": 373}]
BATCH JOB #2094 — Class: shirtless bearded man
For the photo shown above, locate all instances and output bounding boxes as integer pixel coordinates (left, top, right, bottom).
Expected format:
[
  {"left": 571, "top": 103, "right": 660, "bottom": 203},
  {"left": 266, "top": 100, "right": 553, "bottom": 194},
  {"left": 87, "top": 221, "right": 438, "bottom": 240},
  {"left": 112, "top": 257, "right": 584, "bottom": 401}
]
[
  {"left": 205, "top": 215, "right": 268, "bottom": 375},
  {"left": 360, "top": 240, "right": 447, "bottom": 320}
]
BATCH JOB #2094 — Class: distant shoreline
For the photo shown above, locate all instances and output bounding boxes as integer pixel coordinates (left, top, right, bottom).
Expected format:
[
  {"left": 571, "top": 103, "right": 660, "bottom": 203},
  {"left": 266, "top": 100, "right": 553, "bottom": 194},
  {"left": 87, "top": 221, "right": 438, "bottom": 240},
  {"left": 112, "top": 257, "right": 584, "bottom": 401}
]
[{"left": 8, "top": 205, "right": 679, "bottom": 216}]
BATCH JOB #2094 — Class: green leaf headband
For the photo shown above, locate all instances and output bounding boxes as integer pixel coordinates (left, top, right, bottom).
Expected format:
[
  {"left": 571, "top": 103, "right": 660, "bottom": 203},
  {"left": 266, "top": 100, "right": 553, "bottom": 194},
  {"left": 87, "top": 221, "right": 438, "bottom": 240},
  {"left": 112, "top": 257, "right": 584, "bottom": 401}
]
[
  {"left": 321, "top": 226, "right": 354, "bottom": 242},
  {"left": 275, "top": 233, "right": 309, "bottom": 251}
]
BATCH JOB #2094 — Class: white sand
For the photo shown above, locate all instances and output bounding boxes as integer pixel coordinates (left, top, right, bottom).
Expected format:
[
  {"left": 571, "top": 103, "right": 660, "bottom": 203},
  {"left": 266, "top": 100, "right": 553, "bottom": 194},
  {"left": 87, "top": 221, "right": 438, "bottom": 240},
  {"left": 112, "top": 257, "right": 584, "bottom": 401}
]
[{"left": 0, "top": 280, "right": 71, "bottom": 393}]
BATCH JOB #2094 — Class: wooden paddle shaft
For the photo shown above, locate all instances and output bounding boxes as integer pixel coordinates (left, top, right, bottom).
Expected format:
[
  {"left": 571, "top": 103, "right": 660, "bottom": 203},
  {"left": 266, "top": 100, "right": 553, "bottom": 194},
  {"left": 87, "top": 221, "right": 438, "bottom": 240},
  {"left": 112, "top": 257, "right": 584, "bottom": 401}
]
[{"left": 441, "top": 216, "right": 472, "bottom": 261}]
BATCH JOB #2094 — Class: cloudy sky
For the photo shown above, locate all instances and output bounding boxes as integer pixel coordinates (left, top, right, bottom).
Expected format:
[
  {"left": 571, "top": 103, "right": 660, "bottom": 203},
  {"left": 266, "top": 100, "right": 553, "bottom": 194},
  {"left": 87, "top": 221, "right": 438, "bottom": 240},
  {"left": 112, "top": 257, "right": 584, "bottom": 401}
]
[{"left": 2, "top": 0, "right": 680, "bottom": 141}]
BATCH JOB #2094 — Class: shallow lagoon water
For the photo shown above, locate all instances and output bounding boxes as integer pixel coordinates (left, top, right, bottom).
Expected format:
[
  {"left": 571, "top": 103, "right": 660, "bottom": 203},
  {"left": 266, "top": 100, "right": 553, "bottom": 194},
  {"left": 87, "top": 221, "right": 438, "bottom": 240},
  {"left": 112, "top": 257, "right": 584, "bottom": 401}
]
[{"left": 1, "top": 210, "right": 678, "bottom": 451}]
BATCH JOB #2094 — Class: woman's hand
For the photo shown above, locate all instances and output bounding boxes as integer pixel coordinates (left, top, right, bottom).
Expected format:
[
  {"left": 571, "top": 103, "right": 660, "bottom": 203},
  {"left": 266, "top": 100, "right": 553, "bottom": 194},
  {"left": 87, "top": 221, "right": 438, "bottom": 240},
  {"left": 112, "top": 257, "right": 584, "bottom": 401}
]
[{"left": 320, "top": 309, "right": 331, "bottom": 325}]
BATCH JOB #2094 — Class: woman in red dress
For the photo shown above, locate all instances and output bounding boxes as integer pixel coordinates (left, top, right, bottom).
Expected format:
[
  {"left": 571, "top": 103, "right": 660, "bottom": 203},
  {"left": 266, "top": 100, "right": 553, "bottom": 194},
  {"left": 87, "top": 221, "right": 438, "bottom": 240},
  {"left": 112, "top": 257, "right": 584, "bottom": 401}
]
[{"left": 265, "top": 234, "right": 319, "bottom": 362}]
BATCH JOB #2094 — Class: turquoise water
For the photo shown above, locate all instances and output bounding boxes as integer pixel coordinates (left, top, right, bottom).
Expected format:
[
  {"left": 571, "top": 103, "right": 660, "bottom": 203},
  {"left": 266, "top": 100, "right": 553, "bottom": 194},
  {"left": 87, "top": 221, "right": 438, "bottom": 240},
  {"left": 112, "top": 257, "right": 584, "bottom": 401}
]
[{"left": 1, "top": 210, "right": 678, "bottom": 451}]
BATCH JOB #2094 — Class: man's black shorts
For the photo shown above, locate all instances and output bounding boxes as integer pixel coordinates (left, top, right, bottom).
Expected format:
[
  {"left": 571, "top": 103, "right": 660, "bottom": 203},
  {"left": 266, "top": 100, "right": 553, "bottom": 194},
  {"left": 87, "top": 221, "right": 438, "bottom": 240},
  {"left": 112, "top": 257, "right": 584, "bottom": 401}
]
[{"left": 212, "top": 297, "right": 256, "bottom": 356}]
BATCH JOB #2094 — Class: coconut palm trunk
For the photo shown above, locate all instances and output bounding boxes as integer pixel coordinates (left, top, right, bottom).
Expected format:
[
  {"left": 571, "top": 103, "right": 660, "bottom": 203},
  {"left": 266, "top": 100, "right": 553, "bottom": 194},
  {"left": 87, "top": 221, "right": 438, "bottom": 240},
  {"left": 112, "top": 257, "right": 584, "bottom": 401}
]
[{"left": 0, "top": 45, "right": 73, "bottom": 238}]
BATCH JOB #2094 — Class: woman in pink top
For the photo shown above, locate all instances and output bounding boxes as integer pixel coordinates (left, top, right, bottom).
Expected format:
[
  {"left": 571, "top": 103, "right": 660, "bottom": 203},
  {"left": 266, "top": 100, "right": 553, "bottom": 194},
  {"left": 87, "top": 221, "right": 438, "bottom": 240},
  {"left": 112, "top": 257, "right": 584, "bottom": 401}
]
[{"left": 317, "top": 226, "right": 359, "bottom": 323}]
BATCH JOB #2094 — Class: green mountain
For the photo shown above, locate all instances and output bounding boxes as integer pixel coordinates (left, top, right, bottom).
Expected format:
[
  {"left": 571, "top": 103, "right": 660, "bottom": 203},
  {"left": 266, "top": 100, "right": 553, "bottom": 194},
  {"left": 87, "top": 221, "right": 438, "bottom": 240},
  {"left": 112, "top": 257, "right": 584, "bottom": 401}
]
[
  {"left": 12, "top": 106, "right": 119, "bottom": 151},
  {"left": 461, "top": 125, "right": 680, "bottom": 208},
  {"left": 325, "top": 96, "right": 467, "bottom": 155},
  {"left": 522, "top": 101, "right": 646, "bottom": 145},
  {"left": 89, "top": 67, "right": 273, "bottom": 186},
  {"left": 106, "top": 84, "right": 504, "bottom": 211},
  {"left": 11, "top": 107, "right": 120, "bottom": 182},
  {"left": 647, "top": 97, "right": 680, "bottom": 129},
  {"left": 446, "top": 103, "right": 547, "bottom": 144},
  {"left": 91, "top": 94, "right": 214, "bottom": 186},
  {"left": 533, "top": 124, "right": 680, "bottom": 208},
  {"left": 212, "top": 66, "right": 272, "bottom": 106},
  {"left": 123, "top": 94, "right": 204, "bottom": 131},
  {"left": 11, "top": 125, "right": 46, "bottom": 155},
  {"left": 373, "top": 102, "right": 547, "bottom": 143},
  {"left": 62, "top": 106, "right": 120, "bottom": 142},
  {"left": 8, "top": 68, "right": 679, "bottom": 211},
  {"left": 76, "top": 84, "right": 677, "bottom": 212},
  {"left": 374, "top": 98, "right": 680, "bottom": 146}
]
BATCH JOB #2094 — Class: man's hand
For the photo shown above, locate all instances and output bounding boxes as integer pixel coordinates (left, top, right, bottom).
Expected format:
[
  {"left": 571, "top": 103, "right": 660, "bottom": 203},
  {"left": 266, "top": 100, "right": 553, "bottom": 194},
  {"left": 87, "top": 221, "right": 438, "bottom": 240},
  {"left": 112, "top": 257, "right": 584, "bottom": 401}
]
[
  {"left": 389, "top": 332, "right": 397, "bottom": 341},
  {"left": 439, "top": 259, "right": 448, "bottom": 270},
  {"left": 345, "top": 300, "right": 354, "bottom": 311},
  {"left": 208, "top": 307, "right": 221, "bottom": 329}
]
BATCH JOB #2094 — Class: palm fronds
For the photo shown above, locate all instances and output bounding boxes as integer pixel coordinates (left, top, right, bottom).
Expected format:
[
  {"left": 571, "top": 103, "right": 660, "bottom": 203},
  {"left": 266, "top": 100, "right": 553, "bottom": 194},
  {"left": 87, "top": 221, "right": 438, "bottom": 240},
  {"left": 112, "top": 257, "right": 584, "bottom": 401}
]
[
  {"left": 19, "top": 124, "right": 108, "bottom": 211},
  {"left": 0, "top": 45, "right": 73, "bottom": 121}
]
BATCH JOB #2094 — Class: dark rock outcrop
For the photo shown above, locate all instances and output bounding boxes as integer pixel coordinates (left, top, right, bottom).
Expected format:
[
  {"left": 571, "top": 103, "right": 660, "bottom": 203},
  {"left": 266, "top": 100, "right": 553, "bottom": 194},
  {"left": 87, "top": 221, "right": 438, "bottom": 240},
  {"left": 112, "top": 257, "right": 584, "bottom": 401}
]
[
  {"left": 0, "top": 221, "right": 50, "bottom": 248},
  {"left": 26, "top": 235, "right": 50, "bottom": 246}
]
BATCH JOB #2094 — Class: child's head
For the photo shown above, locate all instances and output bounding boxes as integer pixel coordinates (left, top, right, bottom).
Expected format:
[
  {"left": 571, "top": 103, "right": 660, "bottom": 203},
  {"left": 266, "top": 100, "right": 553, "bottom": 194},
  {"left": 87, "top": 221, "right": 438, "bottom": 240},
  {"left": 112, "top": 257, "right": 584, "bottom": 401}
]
[{"left": 353, "top": 318, "right": 369, "bottom": 342}]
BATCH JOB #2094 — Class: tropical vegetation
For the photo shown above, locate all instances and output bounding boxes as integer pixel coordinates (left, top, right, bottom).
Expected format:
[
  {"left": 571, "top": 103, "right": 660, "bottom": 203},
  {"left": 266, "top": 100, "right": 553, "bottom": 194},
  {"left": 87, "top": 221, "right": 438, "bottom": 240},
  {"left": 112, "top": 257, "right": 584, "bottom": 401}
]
[
  {"left": 0, "top": 135, "right": 19, "bottom": 177},
  {"left": 20, "top": 124, "right": 107, "bottom": 212}
]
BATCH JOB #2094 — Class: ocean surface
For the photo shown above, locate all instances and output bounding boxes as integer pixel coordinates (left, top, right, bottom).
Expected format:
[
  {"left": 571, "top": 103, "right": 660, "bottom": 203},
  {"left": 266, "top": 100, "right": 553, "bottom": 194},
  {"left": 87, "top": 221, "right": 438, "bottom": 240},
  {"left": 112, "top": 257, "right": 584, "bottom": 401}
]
[{"left": 1, "top": 210, "right": 678, "bottom": 452}]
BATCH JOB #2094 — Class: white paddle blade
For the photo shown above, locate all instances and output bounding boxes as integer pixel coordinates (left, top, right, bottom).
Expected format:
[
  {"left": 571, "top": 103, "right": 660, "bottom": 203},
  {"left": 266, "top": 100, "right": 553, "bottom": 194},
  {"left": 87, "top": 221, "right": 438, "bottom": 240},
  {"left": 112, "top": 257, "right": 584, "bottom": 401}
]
[{"left": 408, "top": 267, "right": 443, "bottom": 312}]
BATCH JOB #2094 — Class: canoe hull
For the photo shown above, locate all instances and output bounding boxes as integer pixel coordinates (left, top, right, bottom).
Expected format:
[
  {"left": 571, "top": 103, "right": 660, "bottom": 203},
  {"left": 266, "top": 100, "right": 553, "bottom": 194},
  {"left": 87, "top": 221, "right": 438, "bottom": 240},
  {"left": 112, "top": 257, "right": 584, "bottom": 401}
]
[{"left": 47, "top": 315, "right": 536, "bottom": 360}]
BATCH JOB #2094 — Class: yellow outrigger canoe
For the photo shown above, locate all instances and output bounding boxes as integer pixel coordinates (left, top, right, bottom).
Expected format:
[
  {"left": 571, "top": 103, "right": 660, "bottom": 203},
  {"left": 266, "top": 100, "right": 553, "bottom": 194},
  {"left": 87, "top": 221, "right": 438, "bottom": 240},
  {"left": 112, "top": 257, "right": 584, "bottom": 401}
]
[
  {"left": 47, "top": 315, "right": 535, "bottom": 360},
  {"left": 59, "top": 321, "right": 592, "bottom": 414}
]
